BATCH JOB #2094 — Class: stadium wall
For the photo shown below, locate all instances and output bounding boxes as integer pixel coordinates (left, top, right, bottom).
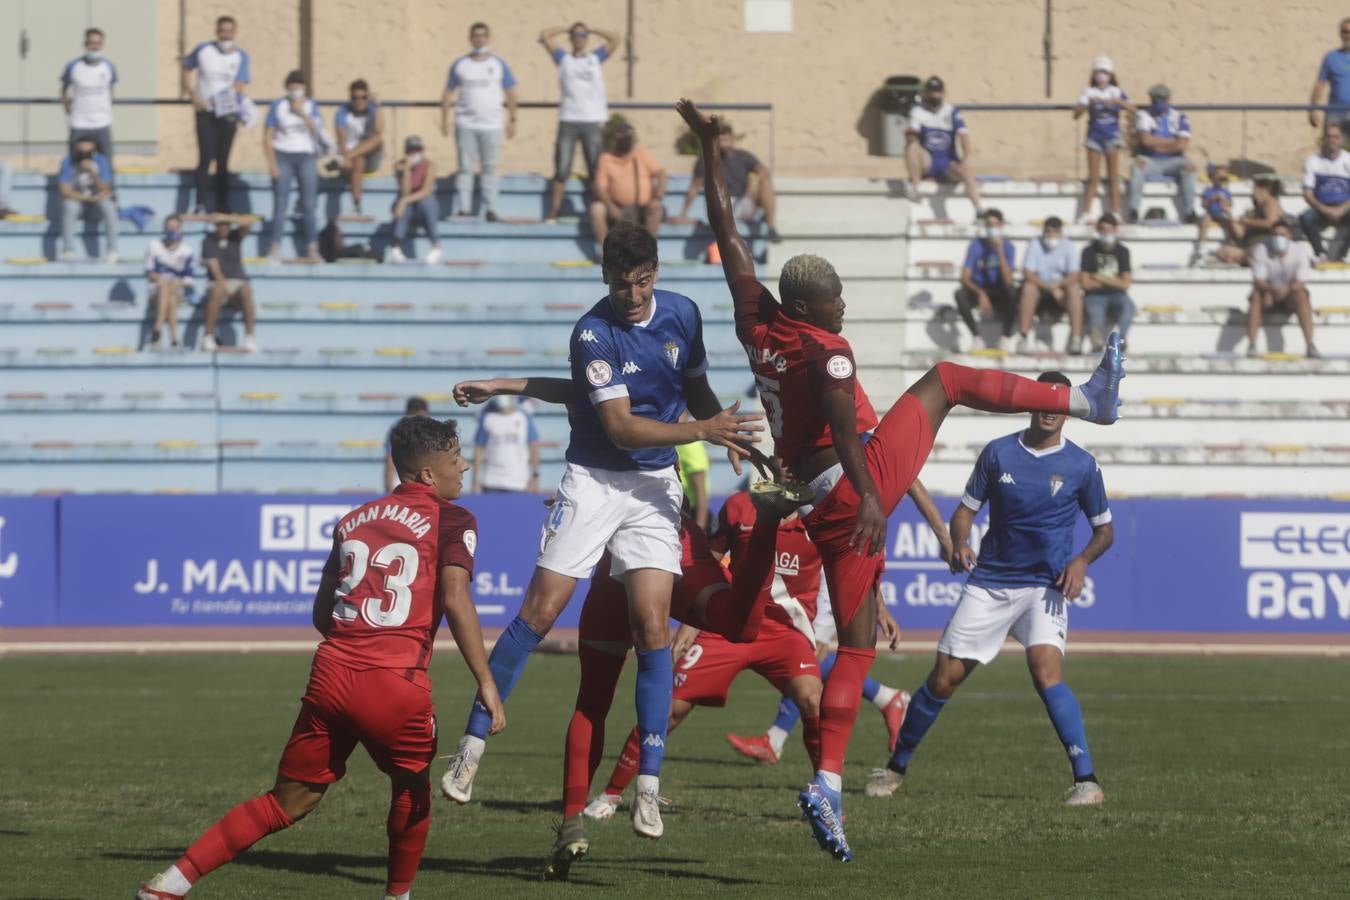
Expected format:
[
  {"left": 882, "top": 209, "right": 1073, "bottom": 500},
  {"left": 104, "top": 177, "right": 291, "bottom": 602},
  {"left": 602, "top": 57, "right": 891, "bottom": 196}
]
[
  {"left": 1, "top": 494, "right": 1347, "bottom": 633},
  {"left": 62, "top": 0, "right": 1347, "bottom": 179}
]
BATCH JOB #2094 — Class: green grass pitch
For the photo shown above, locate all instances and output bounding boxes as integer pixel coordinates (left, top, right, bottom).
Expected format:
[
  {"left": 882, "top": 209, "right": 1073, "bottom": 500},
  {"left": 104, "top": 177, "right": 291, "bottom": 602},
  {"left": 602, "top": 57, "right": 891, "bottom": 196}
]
[{"left": 2, "top": 651, "right": 1348, "bottom": 898}]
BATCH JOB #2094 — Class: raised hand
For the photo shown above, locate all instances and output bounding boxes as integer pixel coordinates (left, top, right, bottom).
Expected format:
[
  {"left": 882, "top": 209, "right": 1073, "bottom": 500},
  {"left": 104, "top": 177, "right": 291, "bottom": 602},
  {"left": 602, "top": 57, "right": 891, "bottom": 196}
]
[
  {"left": 700, "top": 400, "right": 764, "bottom": 454},
  {"left": 676, "top": 97, "right": 720, "bottom": 142}
]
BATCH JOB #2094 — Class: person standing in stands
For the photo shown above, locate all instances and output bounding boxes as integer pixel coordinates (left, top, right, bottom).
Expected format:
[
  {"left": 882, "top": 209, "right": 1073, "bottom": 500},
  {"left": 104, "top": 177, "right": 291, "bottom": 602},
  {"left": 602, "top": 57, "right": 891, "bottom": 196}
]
[
  {"left": 539, "top": 21, "right": 620, "bottom": 224},
  {"left": 1073, "top": 56, "right": 1131, "bottom": 221},
  {"left": 441, "top": 22, "right": 518, "bottom": 222},
  {"left": 183, "top": 15, "right": 251, "bottom": 214},
  {"left": 472, "top": 395, "right": 542, "bottom": 494},
  {"left": 1309, "top": 18, "right": 1350, "bottom": 132},
  {"left": 61, "top": 28, "right": 118, "bottom": 165},
  {"left": 263, "top": 70, "right": 331, "bottom": 263}
]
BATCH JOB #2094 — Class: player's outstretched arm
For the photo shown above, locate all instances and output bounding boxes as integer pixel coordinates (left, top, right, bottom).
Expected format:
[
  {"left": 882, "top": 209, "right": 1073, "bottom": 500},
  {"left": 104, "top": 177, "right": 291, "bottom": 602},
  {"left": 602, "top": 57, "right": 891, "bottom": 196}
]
[
  {"left": 820, "top": 390, "right": 886, "bottom": 555},
  {"left": 454, "top": 376, "right": 572, "bottom": 407},
  {"left": 908, "top": 479, "right": 954, "bottom": 564},
  {"left": 676, "top": 98, "right": 755, "bottom": 289},
  {"left": 440, "top": 565, "right": 506, "bottom": 735},
  {"left": 595, "top": 395, "right": 762, "bottom": 454}
]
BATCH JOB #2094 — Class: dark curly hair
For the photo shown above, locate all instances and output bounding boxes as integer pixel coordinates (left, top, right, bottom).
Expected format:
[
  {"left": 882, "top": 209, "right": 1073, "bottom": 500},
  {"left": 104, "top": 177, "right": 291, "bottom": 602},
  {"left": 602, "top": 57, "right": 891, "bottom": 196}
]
[
  {"left": 389, "top": 416, "right": 459, "bottom": 478},
  {"left": 602, "top": 220, "right": 659, "bottom": 275}
]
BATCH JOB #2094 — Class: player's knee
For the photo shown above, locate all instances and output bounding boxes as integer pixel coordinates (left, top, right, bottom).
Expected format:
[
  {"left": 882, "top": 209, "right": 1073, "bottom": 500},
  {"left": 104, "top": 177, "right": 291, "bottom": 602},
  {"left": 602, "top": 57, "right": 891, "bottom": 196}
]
[
  {"left": 794, "top": 684, "right": 823, "bottom": 719},
  {"left": 1030, "top": 667, "right": 1062, "bottom": 693},
  {"left": 272, "top": 783, "right": 324, "bottom": 821},
  {"left": 630, "top": 618, "right": 668, "bottom": 651}
]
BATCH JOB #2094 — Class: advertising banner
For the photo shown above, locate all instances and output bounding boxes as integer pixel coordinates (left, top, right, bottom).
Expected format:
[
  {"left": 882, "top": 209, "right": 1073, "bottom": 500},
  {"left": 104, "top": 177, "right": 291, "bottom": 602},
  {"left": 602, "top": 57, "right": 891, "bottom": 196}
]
[{"left": 0, "top": 497, "right": 59, "bottom": 626}]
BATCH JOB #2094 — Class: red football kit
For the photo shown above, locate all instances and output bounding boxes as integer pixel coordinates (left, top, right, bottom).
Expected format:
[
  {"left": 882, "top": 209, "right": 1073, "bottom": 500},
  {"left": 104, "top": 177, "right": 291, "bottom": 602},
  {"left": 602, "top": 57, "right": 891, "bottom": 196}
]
[{"left": 279, "top": 481, "right": 478, "bottom": 783}]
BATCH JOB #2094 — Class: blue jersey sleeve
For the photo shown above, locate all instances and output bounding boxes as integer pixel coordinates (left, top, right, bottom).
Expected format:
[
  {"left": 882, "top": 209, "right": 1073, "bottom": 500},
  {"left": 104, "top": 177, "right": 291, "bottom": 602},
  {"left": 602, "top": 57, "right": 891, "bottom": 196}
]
[
  {"left": 447, "top": 60, "right": 460, "bottom": 90},
  {"left": 594, "top": 47, "right": 610, "bottom": 63},
  {"left": 60, "top": 59, "right": 75, "bottom": 87},
  {"left": 526, "top": 414, "right": 540, "bottom": 443},
  {"left": 264, "top": 100, "right": 280, "bottom": 129},
  {"left": 961, "top": 442, "right": 998, "bottom": 510},
  {"left": 1003, "top": 238, "right": 1017, "bottom": 270},
  {"left": 108, "top": 61, "right": 119, "bottom": 85},
  {"left": 1078, "top": 460, "right": 1112, "bottom": 526},
  {"left": 335, "top": 105, "right": 349, "bottom": 131},
  {"left": 952, "top": 107, "right": 967, "bottom": 133},
  {"left": 961, "top": 240, "right": 983, "bottom": 273},
  {"left": 95, "top": 154, "right": 113, "bottom": 182},
  {"left": 58, "top": 157, "right": 76, "bottom": 183},
  {"left": 573, "top": 324, "right": 629, "bottom": 405},
  {"left": 236, "top": 49, "right": 251, "bottom": 84},
  {"left": 473, "top": 419, "right": 488, "bottom": 447},
  {"left": 551, "top": 47, "right": 565, "bottom": 64},
  {"left": 183, "top": 42, "right": 205, "bottom": 70},
  {"left": 500, "top": 58, "right": 518, "bottom": 89},
  {"left": 1176, "top": 111, "right": 1191, "bottom": 137}
]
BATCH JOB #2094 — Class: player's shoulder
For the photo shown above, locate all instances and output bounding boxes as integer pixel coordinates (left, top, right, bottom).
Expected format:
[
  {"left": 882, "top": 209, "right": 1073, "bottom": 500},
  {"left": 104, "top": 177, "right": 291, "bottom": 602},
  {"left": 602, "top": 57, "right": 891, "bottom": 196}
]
[
  {"left": 654, "top": 288, "right": 699, "bottom": 317},
  {"left": 1061, "top": 437, "right": 1101, "bottom": 471},
  {"left": 574, "top": 298, "right": 615, "bottom": 333},
  {"left": 799, "top": 324, "right": 854, "bottom": 356},
  {"left": 436, "top": 499, "right": 478, "bottom": 552}
]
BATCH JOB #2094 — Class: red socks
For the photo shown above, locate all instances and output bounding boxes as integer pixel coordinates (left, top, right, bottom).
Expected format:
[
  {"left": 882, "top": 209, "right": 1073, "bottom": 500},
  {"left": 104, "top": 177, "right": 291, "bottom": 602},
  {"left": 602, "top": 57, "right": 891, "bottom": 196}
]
[
  {"left": 177, "top": 792, "right": 294, "bottom": 883},
  {"left": 385, "top": 781, "right": 431, "bottom": 896},
  {"left": 703, "top": 510, "right": 777, "bottom": 643},
  {"left": 935, "top": 361, "right": 1070, "bottom": 415},
  {"left": 817, "top": 647, "right": 876, "bottom": 775},
  {"left": 605, "top": 727, "right": 643, "bottom": 796},
  {"left": 802, "top": 714, "right": 822, "bottom": 772},
  {"left": 563, "top": 644, "right": 627, "bottom": 818}
]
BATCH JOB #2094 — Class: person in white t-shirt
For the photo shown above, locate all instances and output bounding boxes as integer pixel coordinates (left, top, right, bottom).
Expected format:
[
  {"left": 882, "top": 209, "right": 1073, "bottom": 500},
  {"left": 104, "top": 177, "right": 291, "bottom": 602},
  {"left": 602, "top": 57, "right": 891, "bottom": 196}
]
[
  {"left": 182, "top": 16, "right": 251, "bottom": 213},
  {"left": 263, "top": 69, "right": 332, "bottom": 263},
  {"left": 440, "top": 22, "right": 518, "bottom": 221},
  {"left": 1247, "top": 222, "right": 1319, "bottom": 359},
  {"left": 144, "top": 214, "right": 196, "bottom": 351},
  {"left": 1299, "top": 122, "right": 1350, "bottom": 262},
  {"left": 61, "top": 28, "right": 118, "bottom": 164},
  {"left": 903, "top": 76, "right": 983, "bottom": 212},
  {"left": 538, "top": 21, "right": 620, "bottom": 224},
  {"left": 472, "top": 395, "right": 541, "bottom": 493}
]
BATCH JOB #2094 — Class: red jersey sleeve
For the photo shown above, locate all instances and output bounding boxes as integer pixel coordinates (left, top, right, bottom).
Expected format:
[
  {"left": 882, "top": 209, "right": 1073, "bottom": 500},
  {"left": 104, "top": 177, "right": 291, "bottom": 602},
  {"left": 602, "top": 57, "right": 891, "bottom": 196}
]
[
  {"left": 802, "top": 331, "right": 859, "bottom": 397},
  {"left": 437, "top": 504, "right": 478, "bottom": 576},
  {"left": 731, "top": 273, "right": 779, "bottom": 340}
]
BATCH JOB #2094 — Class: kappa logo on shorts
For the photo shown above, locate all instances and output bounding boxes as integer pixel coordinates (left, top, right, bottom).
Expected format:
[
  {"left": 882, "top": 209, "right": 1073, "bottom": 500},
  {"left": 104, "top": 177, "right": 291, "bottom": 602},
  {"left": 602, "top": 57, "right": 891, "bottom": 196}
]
[
  {"left": 825, "top": 355, "right": 854, "bottom": 379},
  {"left": 462, "top": 529, "right": 477, "bottom": 557},
  {"left": 586, "top": 360, "right": 612, "bottom": 387},
  {"left": 664, "top": 341, "right": 680, "bottom": 369}
]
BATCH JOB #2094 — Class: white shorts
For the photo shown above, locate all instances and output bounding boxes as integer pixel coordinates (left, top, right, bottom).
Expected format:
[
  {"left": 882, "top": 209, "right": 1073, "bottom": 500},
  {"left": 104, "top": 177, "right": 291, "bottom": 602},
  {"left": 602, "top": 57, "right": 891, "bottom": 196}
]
[
  {"left": 936, "top": 583, "right": 1069, "bottom": 665},
  {"left": 536, "top": 462, "right": 684, "bottom": 579}
]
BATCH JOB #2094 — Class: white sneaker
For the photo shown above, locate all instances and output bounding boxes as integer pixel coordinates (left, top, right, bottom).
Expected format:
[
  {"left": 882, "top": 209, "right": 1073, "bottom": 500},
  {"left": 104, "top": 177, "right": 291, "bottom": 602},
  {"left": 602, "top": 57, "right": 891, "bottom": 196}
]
[
  {"left": 441, "top": 745, "right": 479, "bottom": 804},
  {"left": 1063, "top": 781, "right": 1105, "bottom": 806},
  {"left": 104, "top": 250, "right": 120, "bottom": 264},
  {"left": 386, "top": 246, "right": 408, "bottom": 264},
  {"left": 952, "top": 331, "right": 972, "bottom": 354},
  {"left": 582, "top": 792, "right": 621, "bottom": 821},
  {"left": 864, "top": 767, "right": 905, "bottom": 798},
  {"left": 201, "top": 335, "right": 218, "bottom": 352},
  {"left": 631, "top": 781, "right": 665, "bottom": 840},
  {"left": 1014, "top": 334, "right": 1031, "bottom": 355},
  {"left": 136, "top": 873, "right": 186, "bottom": 899},
  {"left": 243, "top": 335, "right": 257, "bottom": 353},
  {"left": 422, "top": 246, "right": 443, "bottom": 265}
]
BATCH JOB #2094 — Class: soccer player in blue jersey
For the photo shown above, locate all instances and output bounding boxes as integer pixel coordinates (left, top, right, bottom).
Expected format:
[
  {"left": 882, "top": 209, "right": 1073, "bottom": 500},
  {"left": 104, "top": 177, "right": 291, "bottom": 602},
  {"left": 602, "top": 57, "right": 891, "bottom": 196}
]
[
  {"left": 441, "top": 221, "right": 763, "bottom": 841},
  {"left": 866, "top": 371, "right": 1113, "bottom": 806}
]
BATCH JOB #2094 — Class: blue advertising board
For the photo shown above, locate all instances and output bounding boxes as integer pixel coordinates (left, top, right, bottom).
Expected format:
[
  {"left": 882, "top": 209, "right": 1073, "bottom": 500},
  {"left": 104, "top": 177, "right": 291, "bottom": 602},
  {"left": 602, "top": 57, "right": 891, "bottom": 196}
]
[{"left": 0, "top": 497, "right": 59, "bottom": 625}]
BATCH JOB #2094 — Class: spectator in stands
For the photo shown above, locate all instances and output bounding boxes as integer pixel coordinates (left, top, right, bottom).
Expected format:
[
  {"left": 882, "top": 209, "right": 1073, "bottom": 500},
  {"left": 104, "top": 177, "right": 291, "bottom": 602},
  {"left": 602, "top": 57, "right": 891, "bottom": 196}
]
[
  {"left": 384, "top": 397, "right": 431, "bottom": 491},
  {"left": 676, "top": 428, "right": 712, "bottom": 532},
  {"left": 1126, "top": 84, "right": 1197, "bottom": 223},
  {"left": 144, "top": 214, "right": 195, "bottom": 350},
  {"left": 1073, "top": 55, "right": 1131, "bottom": 221},
  {"left": 61, "top": 28, "right": 117, "bottom": 164},
  {"left": 1215, "top": 178, "right": 1288, "bottom": 265},
  {"left": 201, "top": 213, "right": 257, "bottom": 352},
  {"left": 263, "top": 70, "right": 330, "bottom": 263},
  {"left": 183, "top": 15, "right": 251, "bottom": 214},
  {"left": 472, "top": 395, "right": 541, "bottom": 493},
  {"left": 902, "top": 76, "right": 983, "bottom": 212},
  {"left": 589, "top": 121, "right": 666, "bottom": 249},
  {"left": 1194, "top": 163, "right": 1237, "bottom": 266},
  {"left": 58, "top": 135, "right": 118, "bottom": 262},
  {"left": 539, "top": 21, "right": 620, "bottom": 224},
  {"left": 954, "top": 208, "right": 1016, "bottom": 351},
  {"left": 1017, "top": 216, "right": 1084, "bottom": 354},
  {"left": 1248, "top": 221, "right": 1319, "bottom": 358},
  {"left": 334, "top": 79, "right": 383, "bottom": 215},
  {"left": 1299, "top": 122, "right": 1350, "bottom": 262},
  {"left": 1309, "top": 18, "right": 1350, "bottom": 132},
  {"left": 0, "top": 160, "right": 14, "bottom": 218},
  {"left": 387, "top": 135, "right": 443, "bottom": 265},
  {"left": 675, "top": 122, "right": 782, "bottom": 241},
  {"left": 441, "top": 22, "right": 518, "bottom": 222},
  {"left": 1080, "top": 213, "right": 1136, "bottom": 347}
]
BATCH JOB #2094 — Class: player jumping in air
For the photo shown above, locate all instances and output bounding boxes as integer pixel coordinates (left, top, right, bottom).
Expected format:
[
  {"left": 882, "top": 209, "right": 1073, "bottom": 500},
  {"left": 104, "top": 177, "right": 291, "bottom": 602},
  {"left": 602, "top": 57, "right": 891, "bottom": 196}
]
[
  {"left": 136, "top": 416, "right": 505, "bottom": 900},
  {"left": 678, "top": 97, "right": 1124, "bottom": 862},
  {"left": 441, "top": 251, "right": 762, "bottom": 844},
  {"left": 866, "top": 372, "right": 1113, "bottom": 806}
]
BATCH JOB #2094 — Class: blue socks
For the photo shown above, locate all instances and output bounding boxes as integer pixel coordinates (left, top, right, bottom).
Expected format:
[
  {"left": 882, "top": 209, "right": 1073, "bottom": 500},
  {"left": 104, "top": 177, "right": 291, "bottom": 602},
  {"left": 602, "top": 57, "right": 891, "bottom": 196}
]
[
  {"left": 1039, "top": 682, "right": 1096, "bottom": 780},
  {"left": 464, "top": 616, "right": 543, "bottom": 740},
  {"left": 634, "top": 647, "right": 673, "bottom": 777},
  {"left": 888, "top": 683, "right": 947, "bottom": 772}
]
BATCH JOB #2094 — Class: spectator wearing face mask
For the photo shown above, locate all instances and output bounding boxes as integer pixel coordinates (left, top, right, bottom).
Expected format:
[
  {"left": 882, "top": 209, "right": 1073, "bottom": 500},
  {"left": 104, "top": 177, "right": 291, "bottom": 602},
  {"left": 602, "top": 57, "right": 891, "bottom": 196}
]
[
  {"left": 334, "top": 79, "right": 384, "bottom": 215},
  {"left": 182, "top": 15, "right": 251, "bottom": 214},
  {"left": 143, "top": 214, "right": 195, "bottom": 351},
  {"left": 61, "top": 28, "right": 117, "bottom": 164},
  {"left": 903, "top": 76, "right": 983, "bottom": 213},
  {"left": 1126, "top": 84, "right": 1197, "bottom": 223},
  {"left": 473, "top": 395, "right": 541, "bottom": 493},
  {"left": 589, "top": 121, "right": 666, "bottom": 249},
  {"left": 1073, "top": 56, "right": 1132, "bottom": 221},
  {"left": 387, "top": 135, "right": 443, "bottom": 265},
  {"left": 539, "top": 21, "right": 620, "bottom": 224},
  {"left": 1299, "top": 122, "right": 1350, "bottom": 262},
  {"left": 58, "top": 135, "right": 118, "bottom": 262},
  {"left": 1248, "top": 222, "right": 1318, "bottom": 359},
  {"left": 1079, "top": 213, "right": 1136, "bottom": 348},
  {"left": 441, "top": 22, "right": 518, "bottom": 221},
  {"left": 1310, "top": 18, "right": 1350, "bottom": 132},
  {"left": 263, "top": 69, "right": 331, "bottom": 263},
  {"left": 1215, "top": 178, "right": 1288, "bottom": 265},
  {"left": 954, "top": 208, "right": 1016, "bottom": 351},
  {"left": 1017, "top": 216, "right": 1084, "bottom": 355}
]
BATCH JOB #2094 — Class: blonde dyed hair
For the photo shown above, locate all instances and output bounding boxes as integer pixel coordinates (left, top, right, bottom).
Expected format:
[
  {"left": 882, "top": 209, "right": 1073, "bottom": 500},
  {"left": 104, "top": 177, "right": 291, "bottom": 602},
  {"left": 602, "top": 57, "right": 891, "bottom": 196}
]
[{"left": 777, "top": 253, "right": 839, "bottom": 306}]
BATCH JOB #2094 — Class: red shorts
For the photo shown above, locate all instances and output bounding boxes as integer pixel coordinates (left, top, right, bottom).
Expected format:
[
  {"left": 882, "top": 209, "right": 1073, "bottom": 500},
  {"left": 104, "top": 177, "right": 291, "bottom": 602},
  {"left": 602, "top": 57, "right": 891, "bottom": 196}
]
[
  {"left": 277, "top": 656, "right": 438, "bottom": 784},
  {"left": 804, "top": 393, "right": 934, "bottom": 628},
  {"left": 672, "top": 619, "right": 819, "bottom": 706},
  {"left": 578, "top": 559, "right": 730, "bottom": 645}
]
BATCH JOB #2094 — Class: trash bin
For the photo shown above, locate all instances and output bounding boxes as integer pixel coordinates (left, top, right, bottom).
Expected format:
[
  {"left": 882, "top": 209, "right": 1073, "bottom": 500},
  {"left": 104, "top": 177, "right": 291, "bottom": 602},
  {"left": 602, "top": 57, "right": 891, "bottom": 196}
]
[{"left": 879, "top": 75, "right": 922, "bottom": 157}]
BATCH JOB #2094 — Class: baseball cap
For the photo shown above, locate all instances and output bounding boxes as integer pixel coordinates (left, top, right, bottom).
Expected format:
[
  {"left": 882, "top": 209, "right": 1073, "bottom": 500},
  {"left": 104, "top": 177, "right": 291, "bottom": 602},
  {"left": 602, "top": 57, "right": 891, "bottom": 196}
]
[
  {"left": 1092, "top": 55, "right": 1114, "bottom": 74},
  {"left": 924, "top": 76, "right": 945, "bottom": 92},
  {"left": 404, "top": 135, "right": 424, "bottom": 151},
  {"left": 1149, "top": 83, "right": 1171, "bottom": 99}
]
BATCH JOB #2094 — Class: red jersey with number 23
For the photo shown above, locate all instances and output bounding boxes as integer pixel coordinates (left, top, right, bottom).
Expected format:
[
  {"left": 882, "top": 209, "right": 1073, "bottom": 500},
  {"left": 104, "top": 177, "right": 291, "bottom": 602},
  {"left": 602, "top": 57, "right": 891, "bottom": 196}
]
[
  {"left": 732, "top": 274, "right": 878, "bottom": 466},
  {"left": 316, "top": 480, "right": 477, "bottom": 689}
]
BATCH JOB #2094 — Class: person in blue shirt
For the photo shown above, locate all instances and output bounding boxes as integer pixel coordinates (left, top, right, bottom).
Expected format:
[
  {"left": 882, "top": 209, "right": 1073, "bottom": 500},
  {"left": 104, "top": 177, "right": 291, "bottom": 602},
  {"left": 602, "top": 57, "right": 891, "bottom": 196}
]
[
  {"left": 866, "top": 370, "right": 1114, "bottom": 808},
  {"left": 1195, "top": 163, "right": 1238, "bottom": 265},
  {"left": 57, "top": 134, "right": 118, "bottom": 262},
  {"left": 441, "top": 222, "right": 763, "bottom": 841},
  {"left": 1126, "top": 83, "right": 1197, "bottom": 223},
  {"left": 1310, "top": 17, "right": 1350, "bottom": 132},
  {"left": 954, "top": 208, "right": 1016, "bottom": 351}
]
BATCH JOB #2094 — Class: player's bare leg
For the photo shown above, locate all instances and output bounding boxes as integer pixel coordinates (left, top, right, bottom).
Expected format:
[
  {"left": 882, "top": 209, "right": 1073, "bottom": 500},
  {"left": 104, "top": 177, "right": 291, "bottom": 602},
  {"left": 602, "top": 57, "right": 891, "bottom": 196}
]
[
  {"left": 1026, "top": 643, "right": 1104, "bottom": 806},
  {"left": 626, "top": 568, "right": 677, "bottom": 840}
]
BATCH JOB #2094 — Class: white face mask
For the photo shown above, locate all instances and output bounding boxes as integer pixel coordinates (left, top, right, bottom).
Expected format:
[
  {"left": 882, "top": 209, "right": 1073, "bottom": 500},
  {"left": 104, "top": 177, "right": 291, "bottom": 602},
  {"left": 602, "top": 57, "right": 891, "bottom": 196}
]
[
  {"left": 1043, "top": 236, "right": 1060, "bottom": 249},
  {"left": 84, "top": 49, "right": 103, "bottom": 62},
  {"left": 407, "top": 153, "right": 423, "bottom": 165},
  {"left": 289, "top": 88, "right": 306, "bottom": 101},
  {"left": 1093, "top": 72, "right": 1110, "bottom": 88},
  {"left": 1270, "top": 234, "right": 1290, "bottom": 254},
  {"left": 217, "top": 39, "right": 235, "bottom": 52},
  {"left": 1097, "top": 232, "right": 1117, "bottom": 248},
  {"left": 984, "top": 226, "right": 1003, "bottom": 240},
  {"left": 472, "top": 43, "right": 490, "bottom": 55}
]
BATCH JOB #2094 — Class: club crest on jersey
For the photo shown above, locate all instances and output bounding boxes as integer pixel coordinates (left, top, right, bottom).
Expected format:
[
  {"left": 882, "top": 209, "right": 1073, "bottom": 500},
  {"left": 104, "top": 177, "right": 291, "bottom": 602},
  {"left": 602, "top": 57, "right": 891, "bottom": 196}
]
[
  {"left": 586, "top": 360, "right": 612, "bottom": 387},
  {"left": 462, "top": 529, "right": 477, "bottom": 557},
  {"left": 826, "top": 355, "right": 853, "bottom": 379},
  {"left": 664, "top": 341, "right": 680, "bottom": 369},
  {"left": 1050, "top": 475, "right": 1064, "bottom": 497}
]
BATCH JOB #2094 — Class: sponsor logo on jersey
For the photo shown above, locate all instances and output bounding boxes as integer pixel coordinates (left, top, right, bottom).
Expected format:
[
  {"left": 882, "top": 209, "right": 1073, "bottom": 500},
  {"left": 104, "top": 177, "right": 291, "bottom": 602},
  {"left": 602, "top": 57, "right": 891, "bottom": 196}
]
[
  {"left": 462, "top": 529, "right": 477, "bottom": 557},
  {"left": 1050, "top": 475, "right": 1064, "bottom": 497},
  {"left": 774, "top": 550, "right": 801, "bottom": 576},
  {"left": 746, "top": 345, "right": 790, "bottom": 373},
  {"left": 586, "top": 360, "right": 612, "bottom": 387},
  {"left": 621, "top": 361, "right": 642, "bottom": 375},
  {"left": 825, "top": 354, "right": 853, "bottom": 379},
  {"left": 999, "top": 472, "right": 1017, "bottom": 485},
  {"left": 579, "top": 329, "right": 597, "bottom": 342},
  {"left": 664, "top": 341, "right": 680, "bottom": 369}
]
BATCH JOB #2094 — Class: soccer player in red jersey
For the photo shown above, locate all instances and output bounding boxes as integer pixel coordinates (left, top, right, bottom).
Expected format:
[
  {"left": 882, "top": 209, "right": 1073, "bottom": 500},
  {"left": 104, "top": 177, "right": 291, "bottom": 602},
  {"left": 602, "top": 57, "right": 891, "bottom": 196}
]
[
  {"left": 677, "top": 98, "right": 1125, "bottom": 862},
  {"left": 136, "top": 416, "right": 506, "bottom": 900}
]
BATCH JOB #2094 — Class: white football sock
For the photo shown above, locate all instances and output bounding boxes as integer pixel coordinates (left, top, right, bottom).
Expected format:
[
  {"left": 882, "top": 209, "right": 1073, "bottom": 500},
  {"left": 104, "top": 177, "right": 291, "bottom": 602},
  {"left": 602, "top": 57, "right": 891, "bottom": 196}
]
[
  {"left": 816, "top": 770, "right": 843, "bottom": 793},
  {"left": 1068, "top": 385, "right": 1090, "bottom": 417},
  {"left": 870, "top": 684, "right": 898, "bottom": 709},
  {"left": 766, "top": 725, "right": 789, "bottom": 755},
  {"left": 458, "top": 734, "right": 485, "bottom": 760},
  {"left": 161, "top": 866, "right": 192, "bottom": 895}
]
